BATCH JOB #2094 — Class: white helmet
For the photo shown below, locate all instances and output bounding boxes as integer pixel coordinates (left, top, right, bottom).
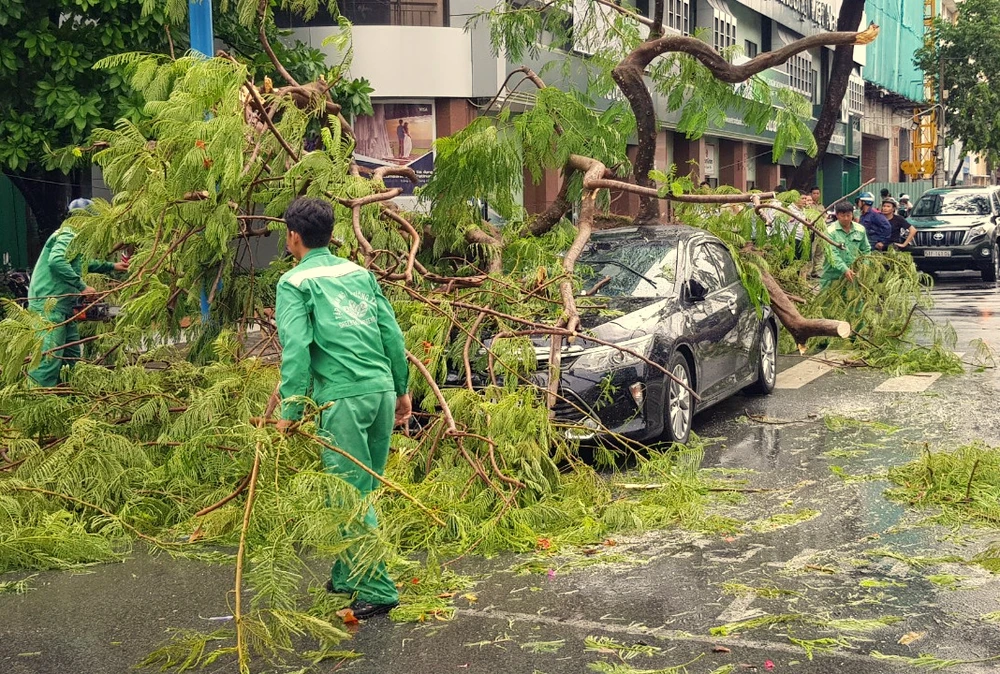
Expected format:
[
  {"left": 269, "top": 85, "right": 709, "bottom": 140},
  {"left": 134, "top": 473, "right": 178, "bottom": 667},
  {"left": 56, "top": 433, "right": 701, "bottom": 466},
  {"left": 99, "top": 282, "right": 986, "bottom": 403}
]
[{"left": 900, "top": 194, "right": 911, "bottom": 202}]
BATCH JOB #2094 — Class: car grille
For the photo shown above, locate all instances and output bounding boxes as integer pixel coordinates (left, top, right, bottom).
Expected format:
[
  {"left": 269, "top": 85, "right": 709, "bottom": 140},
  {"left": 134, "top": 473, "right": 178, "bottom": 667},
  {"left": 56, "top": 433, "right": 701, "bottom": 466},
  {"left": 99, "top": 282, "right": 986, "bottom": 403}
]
[
  {"left": 915, "top": 230, "right": 965, "bottom": 247},
  {"left": 551, "top": 395, "right": 589, "bottom": 422}
]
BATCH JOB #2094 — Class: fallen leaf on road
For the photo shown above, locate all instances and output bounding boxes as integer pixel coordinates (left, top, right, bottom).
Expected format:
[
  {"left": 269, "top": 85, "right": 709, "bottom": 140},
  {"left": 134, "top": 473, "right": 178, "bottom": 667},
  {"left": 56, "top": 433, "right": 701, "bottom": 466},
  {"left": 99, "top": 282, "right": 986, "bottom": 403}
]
[
  {"left": 898, "top": 631, "right": 926, "bottom": 645},
  {"left": 713, "top": 646, "right": 731, "bottom": 653},
  {"left": 462, "top": 593, "right": 478, "bottom": 603},
  {"left": 723, "top": 536, "right": 737, "bottom": 543},
  {"left": 603, "top": 539, "right": 617, "bottom": 546},
  {"left": 546, "top": 568, "right": 556, "bottom": 578},
  {"left": 336, "top": 608, "right": 359, "bottom": 625},
  {"left": 764, "top": 660, "right": 775, "bottom": 670},
  {"left": 537, "top": 538, "right": 552, "bottom": 550},
  {"left": 437, "top": 592, "right": 455, "bottom": 599}
]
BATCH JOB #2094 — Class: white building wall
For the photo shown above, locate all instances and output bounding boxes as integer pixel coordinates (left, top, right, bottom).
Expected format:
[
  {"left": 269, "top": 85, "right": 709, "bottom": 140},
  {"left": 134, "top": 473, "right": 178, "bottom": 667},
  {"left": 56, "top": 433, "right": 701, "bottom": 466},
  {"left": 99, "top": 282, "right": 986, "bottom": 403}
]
[{"left": 290, "top": 25, "right": 474, "bottom": 98}]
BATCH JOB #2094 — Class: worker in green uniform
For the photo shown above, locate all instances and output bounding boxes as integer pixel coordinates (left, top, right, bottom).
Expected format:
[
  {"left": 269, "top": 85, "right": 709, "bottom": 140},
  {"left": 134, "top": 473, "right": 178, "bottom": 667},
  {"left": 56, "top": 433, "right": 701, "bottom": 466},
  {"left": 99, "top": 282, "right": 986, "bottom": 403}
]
[
  {"left": 275, "top": 197, "right": 411, "bottom": 620},
  {"left": 27, "top": 199, "right": 128, "bottom": 387},
  {"left": 820, "top": 200, "right": 871, "bottom": 290}
]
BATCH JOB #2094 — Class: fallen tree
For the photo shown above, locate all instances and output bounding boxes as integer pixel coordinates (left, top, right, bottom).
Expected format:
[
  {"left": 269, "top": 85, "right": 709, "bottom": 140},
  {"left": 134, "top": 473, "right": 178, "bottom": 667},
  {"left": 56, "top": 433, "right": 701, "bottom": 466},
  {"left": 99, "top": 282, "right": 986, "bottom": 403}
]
[{"left": 0, "top": 3, "right": 959, "bottom": 671}]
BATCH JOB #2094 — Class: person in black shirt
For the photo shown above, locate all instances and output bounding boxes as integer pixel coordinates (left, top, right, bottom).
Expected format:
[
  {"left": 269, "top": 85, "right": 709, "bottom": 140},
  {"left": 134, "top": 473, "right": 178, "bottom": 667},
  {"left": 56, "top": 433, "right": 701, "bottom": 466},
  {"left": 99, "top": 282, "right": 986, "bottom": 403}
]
[{"left": 881, "top": 198, "right": 916, "bottom": 249}]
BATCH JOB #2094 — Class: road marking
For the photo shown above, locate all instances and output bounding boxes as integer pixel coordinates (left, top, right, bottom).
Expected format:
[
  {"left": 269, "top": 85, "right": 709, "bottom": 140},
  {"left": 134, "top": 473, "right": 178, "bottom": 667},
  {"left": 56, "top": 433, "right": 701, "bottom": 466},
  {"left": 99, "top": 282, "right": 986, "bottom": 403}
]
[
  {"left": 775, "top": 359, "right": 834, "bottom": 389},
  {"left": 715, "top": 593, "right": 765, "bottom": 622},
  {"left": 874, "top": 373, "right": 942, "bottom": 393},
  {"left": 457, "top": 607, "right": 889, "bottom": 665},
  {"left": 766, "top": 547, "right": 818, "bottom": 570}
]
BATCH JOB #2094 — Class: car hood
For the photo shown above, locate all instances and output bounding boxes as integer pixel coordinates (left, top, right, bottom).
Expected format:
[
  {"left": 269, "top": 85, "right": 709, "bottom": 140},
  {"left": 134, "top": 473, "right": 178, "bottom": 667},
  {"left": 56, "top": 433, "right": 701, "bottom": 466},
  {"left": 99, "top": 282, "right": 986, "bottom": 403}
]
[
  {"left": 909, "top": 215, "right": 989, "bottom": 229},
  {"left": 576, "top": 296, "right": 673, "bottom": 339}
]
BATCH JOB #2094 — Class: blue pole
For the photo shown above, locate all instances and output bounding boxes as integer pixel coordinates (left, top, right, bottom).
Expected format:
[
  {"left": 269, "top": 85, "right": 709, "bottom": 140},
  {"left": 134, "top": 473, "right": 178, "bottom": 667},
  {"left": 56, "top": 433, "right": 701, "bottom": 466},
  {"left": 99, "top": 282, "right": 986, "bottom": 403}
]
[
  {"left": 190, "top": 1, "right": 215, "bottom": 321},
  {"left": 189, "top": 0, "right": 215, "bottom": 57}
]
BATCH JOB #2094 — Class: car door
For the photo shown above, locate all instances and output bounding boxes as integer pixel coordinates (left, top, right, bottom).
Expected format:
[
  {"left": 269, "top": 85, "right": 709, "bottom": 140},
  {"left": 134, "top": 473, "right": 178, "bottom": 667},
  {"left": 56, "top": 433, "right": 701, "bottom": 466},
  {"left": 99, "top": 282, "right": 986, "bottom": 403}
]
[
  {"left": 685, "top": 242, "right": 740, "bottom": 400},
  {"left": 705, "top": 242, "right": 757, "bottom": 386}
]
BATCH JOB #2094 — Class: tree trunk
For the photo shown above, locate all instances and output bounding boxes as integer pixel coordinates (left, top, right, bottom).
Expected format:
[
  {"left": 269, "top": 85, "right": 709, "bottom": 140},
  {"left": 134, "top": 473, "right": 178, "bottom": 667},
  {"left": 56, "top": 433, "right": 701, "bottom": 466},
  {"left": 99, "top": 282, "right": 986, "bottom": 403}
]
[
  {"left": 527, "top": 167, "right": 575, "bottom": 236},
  {"left": 759, "top": 269, "right": 851, "bottom": 349},
  {"left": 788, "top": 0, "right": 866, "bottom": 192},
  {"left": 8, "top": 170, "right": 70, "bottom": 260},
  {"left": 611, "top": 61, "right": 661, "bottom": 225}
]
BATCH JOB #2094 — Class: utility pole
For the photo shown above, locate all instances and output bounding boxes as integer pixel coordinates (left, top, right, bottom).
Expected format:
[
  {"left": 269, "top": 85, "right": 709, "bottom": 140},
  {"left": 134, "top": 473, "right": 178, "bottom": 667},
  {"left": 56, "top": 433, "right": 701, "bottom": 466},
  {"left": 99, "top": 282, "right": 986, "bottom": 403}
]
[
  {"left": 189, "top": 0, "right": 215, "bottom": 58},
  {"left": 938, "top": 54, "right": 947, "bottom": 187},
  {"left": 189, "top": 0, "right": 214, "bottom": 320}
]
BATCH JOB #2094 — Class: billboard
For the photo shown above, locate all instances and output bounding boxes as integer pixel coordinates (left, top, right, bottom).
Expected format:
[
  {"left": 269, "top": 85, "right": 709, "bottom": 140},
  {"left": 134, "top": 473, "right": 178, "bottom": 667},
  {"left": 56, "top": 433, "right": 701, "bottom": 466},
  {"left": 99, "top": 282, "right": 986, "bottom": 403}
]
[{"left": 354, "top": 101, "right": 435, "bottom": 195}]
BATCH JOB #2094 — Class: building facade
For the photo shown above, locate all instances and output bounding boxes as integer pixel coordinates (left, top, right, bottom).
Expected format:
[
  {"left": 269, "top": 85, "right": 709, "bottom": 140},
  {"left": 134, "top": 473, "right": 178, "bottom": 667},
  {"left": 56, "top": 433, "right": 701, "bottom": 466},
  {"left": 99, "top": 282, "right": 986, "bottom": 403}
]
[{"left": 281, "top": 0, "right": 871, "bottom": 216}]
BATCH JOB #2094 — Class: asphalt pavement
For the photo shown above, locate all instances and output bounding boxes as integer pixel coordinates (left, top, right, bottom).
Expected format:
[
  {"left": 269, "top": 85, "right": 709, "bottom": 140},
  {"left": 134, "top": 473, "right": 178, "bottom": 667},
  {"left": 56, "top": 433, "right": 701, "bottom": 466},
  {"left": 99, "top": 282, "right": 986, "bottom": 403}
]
[{"left": 3, "top": 272, "right": 1000, "bottom": 674}]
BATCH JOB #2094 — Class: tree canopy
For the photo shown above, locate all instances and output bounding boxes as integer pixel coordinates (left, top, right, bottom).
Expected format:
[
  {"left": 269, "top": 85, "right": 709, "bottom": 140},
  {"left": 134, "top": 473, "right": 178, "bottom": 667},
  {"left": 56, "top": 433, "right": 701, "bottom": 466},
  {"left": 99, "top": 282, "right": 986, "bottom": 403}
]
[
  {"left": 0, "top": 0, "right": 368, "bottom": 243},
  {"left": 917, "top": 0, "right": 1000, "bottom": 165}
]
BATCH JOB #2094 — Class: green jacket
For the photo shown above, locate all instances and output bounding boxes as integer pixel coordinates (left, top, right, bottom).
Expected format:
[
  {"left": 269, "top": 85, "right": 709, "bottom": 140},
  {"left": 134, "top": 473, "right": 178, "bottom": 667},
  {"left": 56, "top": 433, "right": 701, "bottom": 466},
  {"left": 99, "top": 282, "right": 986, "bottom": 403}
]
[
  {"left": 275, "top": 248, "right": 409, "bottom": 421},
  {"left": 28, "top": 227, "right": 114, "bottom": 317},
  {"left": 820, "top": 222, "right": 871, "bottom": 288}
]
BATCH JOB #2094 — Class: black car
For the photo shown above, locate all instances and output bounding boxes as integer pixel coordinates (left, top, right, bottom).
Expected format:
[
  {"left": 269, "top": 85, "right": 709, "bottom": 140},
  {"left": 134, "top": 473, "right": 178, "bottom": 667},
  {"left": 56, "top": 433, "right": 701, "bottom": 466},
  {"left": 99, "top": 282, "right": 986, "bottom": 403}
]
[
  {"left": 538, "top": 225, "right": 777, "bottom": 445},
  {"left": 907, "top": 186, "right": 1000, "bottom": 282}
]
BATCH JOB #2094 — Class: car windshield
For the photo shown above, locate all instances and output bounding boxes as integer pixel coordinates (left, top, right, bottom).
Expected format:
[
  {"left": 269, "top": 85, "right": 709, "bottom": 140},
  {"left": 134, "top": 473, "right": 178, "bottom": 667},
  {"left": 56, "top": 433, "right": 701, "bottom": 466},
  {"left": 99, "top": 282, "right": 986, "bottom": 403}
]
[
  {"left": 577, "top": 235, "right": 678, "bottom": 298},
  {"left": 912, "top": 192, "right": 992, "bottom": 217}
]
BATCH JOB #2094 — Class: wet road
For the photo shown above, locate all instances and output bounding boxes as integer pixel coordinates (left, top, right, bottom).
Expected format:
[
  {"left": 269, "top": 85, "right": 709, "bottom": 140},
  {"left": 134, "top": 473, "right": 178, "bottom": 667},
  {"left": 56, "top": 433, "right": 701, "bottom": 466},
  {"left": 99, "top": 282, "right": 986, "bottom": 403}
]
[
  {"left": 3, "top": 276, "right": 1000, "bottom": 674},
  {"left": 926, "top": 271, "right": 1000, "bottom": 351}
]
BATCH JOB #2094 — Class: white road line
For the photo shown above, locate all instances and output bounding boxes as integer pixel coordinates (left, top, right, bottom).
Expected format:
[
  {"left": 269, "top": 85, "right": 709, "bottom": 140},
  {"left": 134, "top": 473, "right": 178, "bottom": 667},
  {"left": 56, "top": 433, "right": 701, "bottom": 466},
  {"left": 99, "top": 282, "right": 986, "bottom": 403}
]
[
  {"left": 874, "top": 372, "right": 943, "bottom": 393},
  {"left": 775, "top": 358, "right": 835, "bottom": 389}
]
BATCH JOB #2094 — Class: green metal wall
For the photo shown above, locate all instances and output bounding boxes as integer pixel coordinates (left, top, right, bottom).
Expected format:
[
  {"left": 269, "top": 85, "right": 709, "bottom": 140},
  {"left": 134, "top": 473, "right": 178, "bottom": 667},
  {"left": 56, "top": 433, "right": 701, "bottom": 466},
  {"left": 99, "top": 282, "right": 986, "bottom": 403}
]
[
  {"left": 864, "top": 0, "right": 927, "bottom": 102},
  {"left": 0, "top": 174, "right": 28, "bottom": 269}
]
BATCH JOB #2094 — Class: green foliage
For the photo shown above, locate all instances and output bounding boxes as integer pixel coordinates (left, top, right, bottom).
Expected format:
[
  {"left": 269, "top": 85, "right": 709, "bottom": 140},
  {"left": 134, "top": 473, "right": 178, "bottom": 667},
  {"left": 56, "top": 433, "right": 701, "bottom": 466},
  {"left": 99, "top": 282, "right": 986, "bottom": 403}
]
[
  {"left": 885, "top": 442, "right": 1000, "bottom": 526},
  {"left": 916, "top": 0, "right": 1000, "bottom": 160},
  {"left": 471, "top": 1, "right": 818, "bottom": 163}
]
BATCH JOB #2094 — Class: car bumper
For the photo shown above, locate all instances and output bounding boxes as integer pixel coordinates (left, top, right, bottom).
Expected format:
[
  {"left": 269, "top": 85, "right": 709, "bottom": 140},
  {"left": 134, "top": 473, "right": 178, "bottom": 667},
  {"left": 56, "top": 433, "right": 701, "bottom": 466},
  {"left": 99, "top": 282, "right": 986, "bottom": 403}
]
[
  {"left": 540, "top": 364, "right": 667, "bottom": 443},
  {"left": 910, "top": 240, "right": 994, "bottom": 271}
]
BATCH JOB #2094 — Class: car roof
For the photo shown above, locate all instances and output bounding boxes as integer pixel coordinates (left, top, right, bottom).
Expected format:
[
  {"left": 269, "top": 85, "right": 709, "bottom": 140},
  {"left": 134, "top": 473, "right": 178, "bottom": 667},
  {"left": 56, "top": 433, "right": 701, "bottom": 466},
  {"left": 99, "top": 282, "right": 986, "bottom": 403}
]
[
  {"left": 589, "top": 224, "right": 714, "bottom": 243},
  {"left": 921, "top": 185, "right": 999, "bottom": 196}
]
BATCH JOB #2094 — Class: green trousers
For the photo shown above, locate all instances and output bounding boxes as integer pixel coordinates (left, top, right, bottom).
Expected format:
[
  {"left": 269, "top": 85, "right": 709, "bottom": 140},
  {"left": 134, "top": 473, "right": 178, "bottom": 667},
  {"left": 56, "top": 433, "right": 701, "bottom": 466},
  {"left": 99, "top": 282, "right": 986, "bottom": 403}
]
[
  {"left": 318, "top": 390, "right": 399, "bottom": 606},
  {"left": 28, "top": 314, "right": 79, "bottom": 387}
]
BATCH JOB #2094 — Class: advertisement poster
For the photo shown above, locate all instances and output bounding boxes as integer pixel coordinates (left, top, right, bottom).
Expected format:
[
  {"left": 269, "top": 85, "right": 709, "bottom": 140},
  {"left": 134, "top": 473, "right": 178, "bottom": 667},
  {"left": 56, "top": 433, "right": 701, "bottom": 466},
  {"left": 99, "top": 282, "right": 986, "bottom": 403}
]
[{"left": 354, "top": 102, "right": 434, "bottom": 196}]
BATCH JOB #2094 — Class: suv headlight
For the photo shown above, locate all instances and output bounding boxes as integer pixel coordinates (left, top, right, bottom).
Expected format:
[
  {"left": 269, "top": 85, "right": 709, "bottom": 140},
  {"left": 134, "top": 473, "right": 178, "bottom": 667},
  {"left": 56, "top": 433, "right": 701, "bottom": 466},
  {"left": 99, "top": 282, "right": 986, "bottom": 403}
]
[
  {"left": 571, "top": 334, "right": 656, "bottom": 372},
  {"left": 967, "top": 225, "right": 988, "bottom": 243}
]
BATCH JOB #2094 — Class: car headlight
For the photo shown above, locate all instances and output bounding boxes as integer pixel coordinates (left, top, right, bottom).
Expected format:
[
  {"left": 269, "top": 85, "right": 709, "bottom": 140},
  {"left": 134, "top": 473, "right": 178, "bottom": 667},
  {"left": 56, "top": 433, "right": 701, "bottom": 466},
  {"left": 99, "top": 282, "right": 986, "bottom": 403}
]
[
  {"left": 967, "top": 225, "right": 988, "bottom": 243},
  {"left": 571, "top": 334, "right": 656, "bottom": 372}
]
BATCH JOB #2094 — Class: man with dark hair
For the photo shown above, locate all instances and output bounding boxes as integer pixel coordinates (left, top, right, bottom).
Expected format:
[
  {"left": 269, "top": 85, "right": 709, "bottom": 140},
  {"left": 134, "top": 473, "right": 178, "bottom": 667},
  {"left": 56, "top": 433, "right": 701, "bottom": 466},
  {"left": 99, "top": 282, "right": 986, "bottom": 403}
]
[
  {"left": 821, "top": 200, "right": 871, "bottom": 289},
  {"left": 810, "top": 186, "right": 822, "bottom": 206},
  {"left": 880, "top": 188, "right": 890, "bottom": 201},
  {"left": 856, "top": 192, "right": 892, "bottom": 251},
  {"left": 882, "top": 197, "right": 916, "bottom": 249},
  {"left": 27, "top": 198, "right": 128, "bottom": 386},
  {"left": 275, "top": 197, "right": 410, "bottom": 619}
]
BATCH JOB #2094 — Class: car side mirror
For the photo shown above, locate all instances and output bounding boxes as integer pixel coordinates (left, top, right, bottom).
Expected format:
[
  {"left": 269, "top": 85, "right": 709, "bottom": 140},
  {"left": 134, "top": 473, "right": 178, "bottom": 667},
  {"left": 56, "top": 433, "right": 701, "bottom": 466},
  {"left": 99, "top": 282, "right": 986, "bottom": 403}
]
[{"left": 686, "top": 279, "right": 708, "bottom": 303}]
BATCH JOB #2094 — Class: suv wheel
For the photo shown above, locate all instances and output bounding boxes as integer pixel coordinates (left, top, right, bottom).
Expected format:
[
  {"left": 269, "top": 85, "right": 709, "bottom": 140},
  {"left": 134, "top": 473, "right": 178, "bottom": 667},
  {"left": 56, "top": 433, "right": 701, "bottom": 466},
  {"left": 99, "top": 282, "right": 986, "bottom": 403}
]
[
  {"left": 663, "top": 352, "right": 693, "bottom": 445},
  {"left": 983, "top": 243, "right": 999, "bottom": 283}
]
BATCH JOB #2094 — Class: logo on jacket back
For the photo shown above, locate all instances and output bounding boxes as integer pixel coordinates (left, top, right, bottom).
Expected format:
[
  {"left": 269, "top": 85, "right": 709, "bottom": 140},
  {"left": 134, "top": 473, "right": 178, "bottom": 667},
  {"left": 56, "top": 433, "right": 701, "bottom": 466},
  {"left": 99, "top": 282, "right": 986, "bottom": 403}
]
[{"left": 332, "top": 291, "right": 376, "bottom": 328}]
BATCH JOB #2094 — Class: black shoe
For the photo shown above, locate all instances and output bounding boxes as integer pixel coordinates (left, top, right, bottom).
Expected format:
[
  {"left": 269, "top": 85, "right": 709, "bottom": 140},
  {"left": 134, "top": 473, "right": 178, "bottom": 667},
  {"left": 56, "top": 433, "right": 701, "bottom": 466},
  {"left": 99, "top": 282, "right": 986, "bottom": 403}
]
[
  {"left": 324, "top": 579, "right": 352, "bottom": 595},
  {"left": 349, "top": 599, "right": 398, "bottom": 619}
]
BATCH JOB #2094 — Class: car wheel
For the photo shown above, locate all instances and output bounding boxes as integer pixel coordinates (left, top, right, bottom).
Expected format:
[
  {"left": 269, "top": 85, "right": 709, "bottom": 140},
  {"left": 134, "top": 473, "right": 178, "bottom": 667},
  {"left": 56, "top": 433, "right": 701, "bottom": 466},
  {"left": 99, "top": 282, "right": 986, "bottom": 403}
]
[
  {"left": 663, "top": 352, "right": 693, "bottom": 445},
  {"left": 745, "top": 322, "right": 777, "bottom": 395},
  {"left": 982, "top": 243, "right": 999, "bottom": 283}
]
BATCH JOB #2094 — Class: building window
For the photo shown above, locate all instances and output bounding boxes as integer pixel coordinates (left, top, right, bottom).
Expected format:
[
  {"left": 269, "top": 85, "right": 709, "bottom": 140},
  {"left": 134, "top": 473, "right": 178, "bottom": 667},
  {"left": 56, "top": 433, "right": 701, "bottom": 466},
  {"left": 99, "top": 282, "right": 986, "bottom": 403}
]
[
  {"left": 709, "top": 0, "right": 737, "bottom": 52},
  {"left": 744, "top": 39, "right": 758, "bottom": 58},
  {"left": 275, "top": 0, "right": 446, "bottom": 28},
  {"left": 666, "top": 0, "right": 690, "bottom": 35},
  {"left": 786, "top": 54, "right": 812, "bottom": 96},
  {"left": 848, "top": 72, "right": 865, "bottom": 116}
]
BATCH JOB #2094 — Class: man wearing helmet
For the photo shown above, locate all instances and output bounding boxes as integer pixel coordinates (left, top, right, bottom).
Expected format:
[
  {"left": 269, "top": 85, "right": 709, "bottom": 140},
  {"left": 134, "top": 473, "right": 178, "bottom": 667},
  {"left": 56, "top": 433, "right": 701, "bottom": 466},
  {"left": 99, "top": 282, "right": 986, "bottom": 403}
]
[
  {"left": 26, "top": 199, "right": 129, "bottom": 387},
  {"left": 856, "top": 191, "right": 892, "bottom": 251},
  {"left": 898, "top": 194, "right": 912, "bottom": 218}
]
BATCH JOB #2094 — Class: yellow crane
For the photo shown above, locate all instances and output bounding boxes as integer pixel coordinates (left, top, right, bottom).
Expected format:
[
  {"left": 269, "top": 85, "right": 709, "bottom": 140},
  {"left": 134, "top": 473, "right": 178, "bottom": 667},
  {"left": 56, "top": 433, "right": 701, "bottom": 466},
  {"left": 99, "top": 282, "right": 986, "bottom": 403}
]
[{"left": 902, "top": 0, "right": 938, "bottom": 179}]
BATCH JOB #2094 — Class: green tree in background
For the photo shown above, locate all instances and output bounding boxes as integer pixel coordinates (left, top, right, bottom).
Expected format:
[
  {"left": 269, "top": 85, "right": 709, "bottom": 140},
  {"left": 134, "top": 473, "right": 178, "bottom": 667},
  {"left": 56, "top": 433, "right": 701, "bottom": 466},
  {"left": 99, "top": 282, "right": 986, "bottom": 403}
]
[
  {"left": 0, "top": 0, "right": 367, "bottom": 254},
  {"left": 917, "top": 0, "right": 1000, "bottom": 182}
]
